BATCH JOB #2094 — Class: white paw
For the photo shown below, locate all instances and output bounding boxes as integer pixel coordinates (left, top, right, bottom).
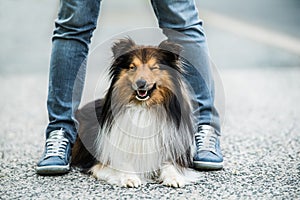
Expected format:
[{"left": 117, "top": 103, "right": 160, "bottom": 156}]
[
  {"left": 91, "top": 164, "right": 141, "bottom": 187},
  {"left": 119, "top": 174, "right": 142, "bottom": 188},
  {"left": 160, "top": 164, "right": 186, "bottom": 188},
  {"left": 162, "top": 174, "right": 185, "bottom": 188}
]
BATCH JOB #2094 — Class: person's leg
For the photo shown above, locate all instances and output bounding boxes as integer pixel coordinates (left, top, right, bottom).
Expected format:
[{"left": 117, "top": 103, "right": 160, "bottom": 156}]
[
  {"left": 150, "top": 0, "right": 223, "bottom": 170},
  {"left": 37, "top": 0, "right": 101, "bottom": 175}
]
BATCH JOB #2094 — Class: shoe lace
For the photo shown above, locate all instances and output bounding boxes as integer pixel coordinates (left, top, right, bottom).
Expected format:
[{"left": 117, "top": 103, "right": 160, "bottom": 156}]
[
  {"left": 195, "top": 126, "right": 218, "bottom": 154},
  {"left": 44, "top": 129, "right": 69, "bottom": 159}
]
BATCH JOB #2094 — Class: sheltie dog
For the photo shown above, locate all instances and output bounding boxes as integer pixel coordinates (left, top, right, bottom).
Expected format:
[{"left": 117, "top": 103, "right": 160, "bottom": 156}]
[{"left": 72, "top": 38, "right": 199, "bottom": 188}]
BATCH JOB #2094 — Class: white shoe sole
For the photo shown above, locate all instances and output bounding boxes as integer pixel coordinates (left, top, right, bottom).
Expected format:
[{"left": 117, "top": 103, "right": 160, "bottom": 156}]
[
  {"left": 193, "top": 161, "right": 223, "bottom": 170},
  {"left": 36, "top": 164, "right": 70, "bottom": 175}
]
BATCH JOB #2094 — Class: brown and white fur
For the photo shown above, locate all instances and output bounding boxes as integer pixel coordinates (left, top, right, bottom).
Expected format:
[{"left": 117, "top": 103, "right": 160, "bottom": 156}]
[{"left": 72, "top": 38, "right": 199, "bottom": 187}]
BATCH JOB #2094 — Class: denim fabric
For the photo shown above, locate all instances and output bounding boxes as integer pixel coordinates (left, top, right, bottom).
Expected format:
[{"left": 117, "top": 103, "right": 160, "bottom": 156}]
[
  {"left": 46, "top": 0, "right": 220, "bottom": 144},
  {"left": 151, "top": 0, "right": 220, "bottom": 133},
  {"left": 46, "top": 0, "right": 101, "bottom": 143}
]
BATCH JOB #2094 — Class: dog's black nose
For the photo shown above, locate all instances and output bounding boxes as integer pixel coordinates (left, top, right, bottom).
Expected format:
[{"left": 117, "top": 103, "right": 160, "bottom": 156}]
[{"left": 136, "top": 79, "right": 147, "bottom": 89}]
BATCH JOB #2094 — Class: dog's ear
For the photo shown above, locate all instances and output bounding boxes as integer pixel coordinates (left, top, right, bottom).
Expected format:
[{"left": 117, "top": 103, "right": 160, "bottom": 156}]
[
  {"left": 112, "top": 38, "right": 136, "bottom": 58},
  {"left": 158, "top": 40, "right": 183, "bottom": 61}
]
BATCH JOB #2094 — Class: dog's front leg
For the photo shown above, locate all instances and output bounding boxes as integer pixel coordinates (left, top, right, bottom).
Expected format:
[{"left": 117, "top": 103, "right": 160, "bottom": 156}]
[
  {"left": 159, "top": 163, "right": 186, "bottom": 188},
  {"left": 91, "top": 163, "right": 142, "bottom": 188}
]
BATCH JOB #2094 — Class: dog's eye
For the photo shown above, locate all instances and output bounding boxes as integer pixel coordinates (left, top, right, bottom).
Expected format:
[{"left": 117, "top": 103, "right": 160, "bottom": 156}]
[
  {"left": 150, "top": 65, "right": 160, "bottom": 71},
  {"left": 129, "top": 64, "right": 137, "bottom": 71}
]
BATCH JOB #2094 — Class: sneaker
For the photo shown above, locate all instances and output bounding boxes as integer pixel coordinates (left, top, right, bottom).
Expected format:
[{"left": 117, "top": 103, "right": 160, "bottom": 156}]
[
  {"left": 36, "top": 129, "right": 71, "bottom": 175},
  {"left": 193, "top": 125, "right": 223, "bottom": 170}
]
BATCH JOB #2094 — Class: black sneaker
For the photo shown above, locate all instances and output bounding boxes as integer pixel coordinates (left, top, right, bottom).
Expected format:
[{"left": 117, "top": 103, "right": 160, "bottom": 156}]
[
  {"left": 193, "top": 125, "right": 224, "bottom": 170},
  {"left": 36, "top": 129, "right": 71, "bottom": 175}
]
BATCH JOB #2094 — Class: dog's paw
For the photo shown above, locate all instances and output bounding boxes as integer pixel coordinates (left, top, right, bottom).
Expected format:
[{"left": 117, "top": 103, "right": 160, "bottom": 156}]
[
  {"left": 119, "top": 174, "right": 142, "bottom": 188},
  {"left": 161, "top": 174, "right": 185, "bottom": 188},
  {"left": 91, "top": 164, "right": 141, "bottom": 187},
  {"left": 160, "top": 164, "right": 186, "bottom": 188}
]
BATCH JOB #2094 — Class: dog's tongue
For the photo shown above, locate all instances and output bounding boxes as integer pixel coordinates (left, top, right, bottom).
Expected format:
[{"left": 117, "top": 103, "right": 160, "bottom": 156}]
[{"left": 137, "top": 90, "right": 147, "bottom": 97}]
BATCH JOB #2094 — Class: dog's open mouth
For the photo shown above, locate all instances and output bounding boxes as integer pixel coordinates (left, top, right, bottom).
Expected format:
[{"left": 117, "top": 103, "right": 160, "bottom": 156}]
[{"left": 135, "top": 84, "right": 156, "bottom": 101}]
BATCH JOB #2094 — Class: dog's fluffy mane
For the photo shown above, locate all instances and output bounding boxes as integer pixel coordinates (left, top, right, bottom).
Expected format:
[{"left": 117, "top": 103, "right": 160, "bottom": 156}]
[{"left": 72, "top": 38, "right": 195, "bottom": 179}]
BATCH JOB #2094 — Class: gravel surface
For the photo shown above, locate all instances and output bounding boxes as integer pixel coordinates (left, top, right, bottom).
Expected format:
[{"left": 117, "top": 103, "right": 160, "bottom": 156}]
[{"left": 1, "top": 68, "right": 299, "bottom": 199}]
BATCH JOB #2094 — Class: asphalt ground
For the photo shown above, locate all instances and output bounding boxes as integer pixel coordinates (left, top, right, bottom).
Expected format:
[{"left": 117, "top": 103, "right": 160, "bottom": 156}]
[{"left": 1, "top": 0, "right": 300, "bottom": 199}]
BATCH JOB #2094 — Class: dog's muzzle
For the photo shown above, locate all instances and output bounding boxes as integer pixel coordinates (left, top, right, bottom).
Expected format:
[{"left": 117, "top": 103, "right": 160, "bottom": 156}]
[{"left": 134, "top": 81, "right": 156, "bottom": 101}]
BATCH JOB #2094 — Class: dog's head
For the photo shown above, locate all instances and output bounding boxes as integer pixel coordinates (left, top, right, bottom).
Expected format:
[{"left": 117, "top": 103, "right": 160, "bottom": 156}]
[{"left": 109, "top": 38, "right": 184, "bottom": 106}]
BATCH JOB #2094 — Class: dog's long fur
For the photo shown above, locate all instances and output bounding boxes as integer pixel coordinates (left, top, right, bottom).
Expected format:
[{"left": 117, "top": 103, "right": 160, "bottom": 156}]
[{"left": 72, "top": 39, "right": 198, "bottom": 187}]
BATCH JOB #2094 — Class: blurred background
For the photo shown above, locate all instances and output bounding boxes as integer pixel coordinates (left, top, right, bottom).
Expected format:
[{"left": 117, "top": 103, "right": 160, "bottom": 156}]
[
  {"left": 1, "top": 0, "right": 300, "bottom": 129},
  {"left": 1, "top": 0, "right": 300, "bottom": 75}
]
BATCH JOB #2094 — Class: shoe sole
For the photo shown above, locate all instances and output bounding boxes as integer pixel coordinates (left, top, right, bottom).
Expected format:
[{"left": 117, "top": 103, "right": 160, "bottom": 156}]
[
  {"left": 193, "top": 161, "right": 223, "bottom": 170},
  {"left": 36, "top": 164, "right": 70, "bottom": 175}
]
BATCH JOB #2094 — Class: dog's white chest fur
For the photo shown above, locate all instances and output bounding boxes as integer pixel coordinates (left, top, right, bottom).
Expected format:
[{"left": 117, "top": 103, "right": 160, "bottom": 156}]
[{"left": 96, "top": 105, "right": 172, "bottom": 175}]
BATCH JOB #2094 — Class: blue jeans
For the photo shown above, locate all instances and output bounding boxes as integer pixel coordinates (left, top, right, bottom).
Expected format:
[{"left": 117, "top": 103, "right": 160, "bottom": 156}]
[{"left": 46, "top": 0, "right": 220, "bottom": 144}]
